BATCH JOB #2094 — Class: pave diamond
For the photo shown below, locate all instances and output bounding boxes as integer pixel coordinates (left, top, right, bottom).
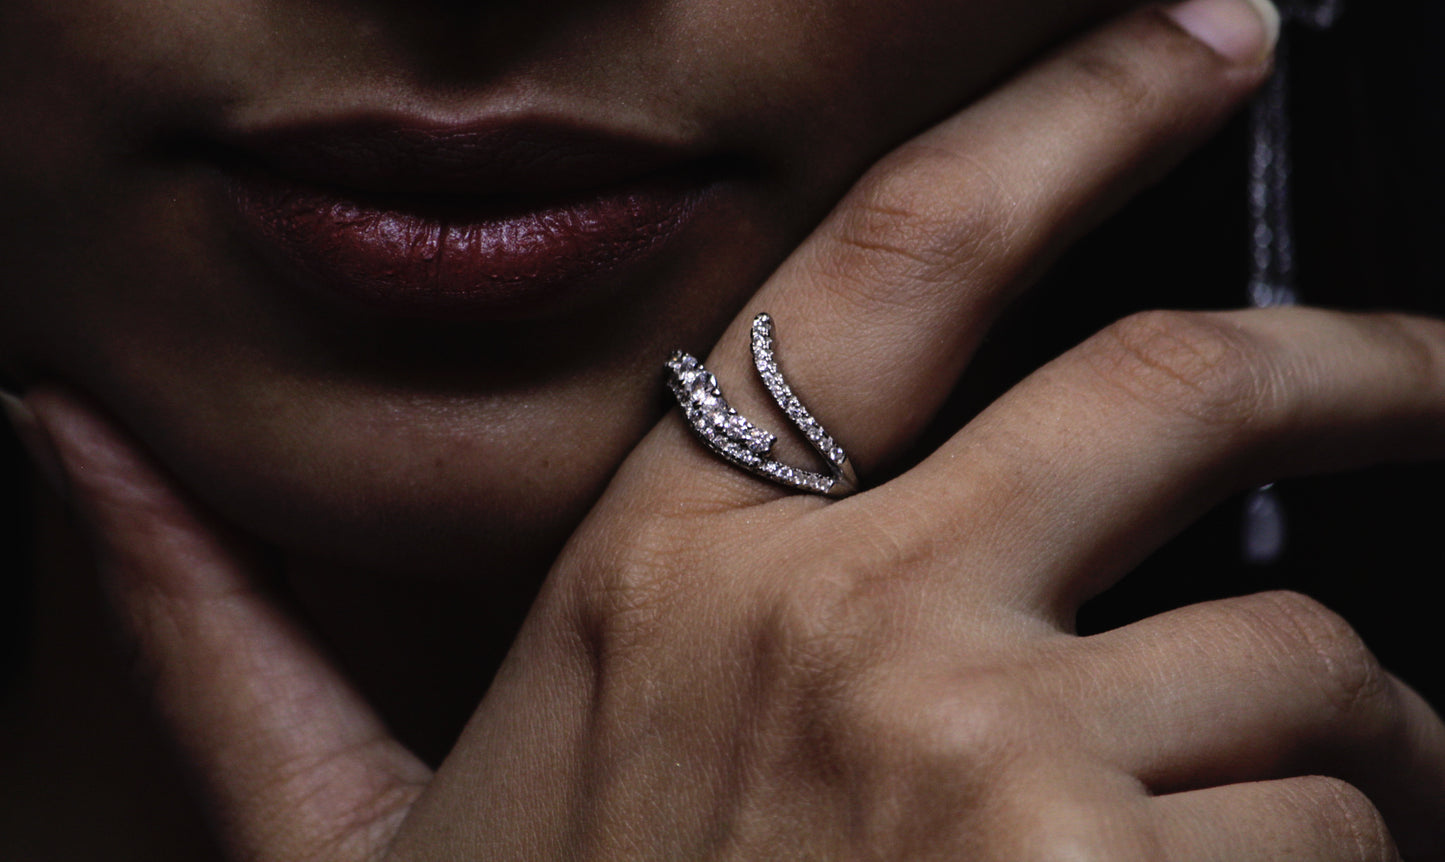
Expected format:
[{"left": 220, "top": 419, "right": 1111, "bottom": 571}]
[
  {"left": 664, "top": 314, "right": 857, "bottom": 497},
  {"left": 751, "top": 314, "right": 851, "bottom": 473}
]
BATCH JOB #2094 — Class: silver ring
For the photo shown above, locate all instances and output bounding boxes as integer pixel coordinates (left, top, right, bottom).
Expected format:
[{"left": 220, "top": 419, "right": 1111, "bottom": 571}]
[{"left": 666, "top": 313, "right": 859, "bottom": 498}]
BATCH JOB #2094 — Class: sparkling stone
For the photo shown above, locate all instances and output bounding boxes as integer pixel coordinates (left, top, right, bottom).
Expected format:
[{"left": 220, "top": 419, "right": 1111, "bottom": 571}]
[{"left": 668, "top": 314, "right": 852, "bottom": 498}]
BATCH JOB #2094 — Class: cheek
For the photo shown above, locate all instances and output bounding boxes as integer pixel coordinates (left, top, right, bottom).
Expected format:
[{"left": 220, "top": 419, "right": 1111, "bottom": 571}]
[
  {"left": 0, "top": 1, "right": 255, "bottom": 126},
  {"left": 0, "top": 2, "right": 251, "bottom": 357},
  {"left": 664, "top": 0, "right": 1135, "bottom": 191}
]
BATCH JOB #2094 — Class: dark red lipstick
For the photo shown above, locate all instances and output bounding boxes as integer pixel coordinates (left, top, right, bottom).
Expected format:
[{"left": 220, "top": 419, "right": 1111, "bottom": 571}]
[{"left": 224, "top": 119, "right": 718, "bottom": 319}]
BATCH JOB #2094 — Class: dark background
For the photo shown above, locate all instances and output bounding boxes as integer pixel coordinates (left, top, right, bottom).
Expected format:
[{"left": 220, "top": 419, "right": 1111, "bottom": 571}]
[
  {"left": 993, "top": 0, "right": 1445, "bottom": 703},
  {"left": 3, "top": 0, "right": 1443, "bottom": 708}
]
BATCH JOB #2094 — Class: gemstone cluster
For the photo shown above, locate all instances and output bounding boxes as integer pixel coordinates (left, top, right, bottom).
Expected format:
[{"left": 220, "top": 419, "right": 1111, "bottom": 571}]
[{"left": 665, "top": 313, "right": 855, "bottom": 497}]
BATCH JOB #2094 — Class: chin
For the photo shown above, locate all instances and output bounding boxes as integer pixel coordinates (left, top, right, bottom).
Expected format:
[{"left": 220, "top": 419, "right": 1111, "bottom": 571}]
[{"left": 129, "top": 387, "right": 685, "bottom": 584}]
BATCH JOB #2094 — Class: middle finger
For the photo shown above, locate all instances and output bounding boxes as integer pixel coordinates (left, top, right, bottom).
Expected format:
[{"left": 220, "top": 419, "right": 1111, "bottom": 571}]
[{"left": 653, "top": 1, "right": 1276, "bottom": 506}]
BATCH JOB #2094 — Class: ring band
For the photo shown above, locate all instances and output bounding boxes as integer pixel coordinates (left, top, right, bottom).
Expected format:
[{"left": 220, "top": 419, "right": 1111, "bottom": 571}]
[{"left": 666, "top": 313, "right": 859, "bottom": 498}]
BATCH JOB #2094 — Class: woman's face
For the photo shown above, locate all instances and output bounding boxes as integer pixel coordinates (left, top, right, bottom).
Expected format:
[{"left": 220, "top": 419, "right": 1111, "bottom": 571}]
[{"left": 0, "top": 0, "right": 1126, "bottom": 576}]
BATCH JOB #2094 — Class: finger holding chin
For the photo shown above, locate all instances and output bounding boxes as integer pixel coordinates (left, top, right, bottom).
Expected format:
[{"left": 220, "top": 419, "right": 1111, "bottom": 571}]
[{"left": 636, "top": 0, "right": 1280, "bottom": 509}]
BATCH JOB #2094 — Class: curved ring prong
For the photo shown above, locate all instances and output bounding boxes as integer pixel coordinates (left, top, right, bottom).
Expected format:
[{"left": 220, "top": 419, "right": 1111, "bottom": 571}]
[{"left": 665, "top": 313, "right": 858, "bottom": 498}]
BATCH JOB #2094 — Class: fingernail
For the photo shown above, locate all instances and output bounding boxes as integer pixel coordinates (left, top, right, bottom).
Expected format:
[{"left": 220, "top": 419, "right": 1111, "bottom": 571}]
[
  {"left": 1166, "top": 0, "right": 1280, "bottom": 65},
  {"left": 1, "top": 390, "right": 69, "bottom": 500}
]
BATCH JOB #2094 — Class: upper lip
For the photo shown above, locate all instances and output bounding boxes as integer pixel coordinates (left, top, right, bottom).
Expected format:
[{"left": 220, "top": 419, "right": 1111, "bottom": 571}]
[{"left": 218, "top": 114, "right": 702, "bottom": 199}]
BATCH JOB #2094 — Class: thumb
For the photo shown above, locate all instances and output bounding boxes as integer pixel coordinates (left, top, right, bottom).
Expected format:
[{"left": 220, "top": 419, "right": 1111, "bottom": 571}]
[{"left": 21, "top": 386, "right": 431, "bottom": 862}]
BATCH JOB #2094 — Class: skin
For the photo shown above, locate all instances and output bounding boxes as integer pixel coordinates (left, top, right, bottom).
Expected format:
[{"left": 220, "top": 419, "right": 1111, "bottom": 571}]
[
  {"left": 4, "top": 0, "right": 1445, "bottom": 858},
  {"left": 0, "top": 0, "right": 1128, "bottom": 580}
]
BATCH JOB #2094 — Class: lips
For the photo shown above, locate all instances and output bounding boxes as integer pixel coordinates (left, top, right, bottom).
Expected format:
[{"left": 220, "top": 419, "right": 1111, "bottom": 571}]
[{"left": 223, "top": 120, "right": 717, "bottom": 319}]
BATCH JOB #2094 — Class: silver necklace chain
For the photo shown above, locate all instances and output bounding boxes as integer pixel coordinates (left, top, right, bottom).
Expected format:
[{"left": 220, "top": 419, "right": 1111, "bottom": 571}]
[{"left": 1243, "top": 0, "right": 1344, "bottom": 564}]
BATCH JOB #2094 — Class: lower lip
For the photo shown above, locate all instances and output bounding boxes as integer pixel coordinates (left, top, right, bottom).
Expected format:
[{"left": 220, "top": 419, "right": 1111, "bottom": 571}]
[{"left": 229, "top": 171, "right": 708, "bottom": 320}]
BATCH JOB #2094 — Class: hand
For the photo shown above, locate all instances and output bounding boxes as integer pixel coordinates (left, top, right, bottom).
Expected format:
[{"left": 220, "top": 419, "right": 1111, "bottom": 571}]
[{"left": 20, "top": 1, "right": 1445, "bottom": 858}]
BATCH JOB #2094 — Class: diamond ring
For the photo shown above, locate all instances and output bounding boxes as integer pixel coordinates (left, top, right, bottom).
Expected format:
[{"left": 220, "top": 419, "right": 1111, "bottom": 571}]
[{"left": 665, "top": 313, "right": 858, "bottom": 498}]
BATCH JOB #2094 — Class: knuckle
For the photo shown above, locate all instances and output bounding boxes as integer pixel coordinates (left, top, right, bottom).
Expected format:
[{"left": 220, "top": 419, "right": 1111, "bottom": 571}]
[
  {"left": 757, "top": 598, "right": 906, "bottom": 722},
  {"left": 755, "top": 525, "right": 933, "bottom": 689},
  {"left": 760, "top": 570, "right": 879, "bottom": 688},
  {"left": 861, "top": 672, "right": 1039, "bottom": 782},
  {"left": 564, "top": 512, "right": 702, "bottom": 658},
  {"left": 817, "top": 142, "right": 1016, "bottom": 305},
  {"left": 927, "top": 674, "right": 1037, "bottom": 765},
  {"left": 1290, "top": 776, "right": 1397, "bottom": 861},
  {"left": 1088, "top": 310, "right": 1272, "bottom": 427},
  {"left": 777, "top": 671, "right": 1049, "bottom": 858},
  {"left": 784, "top": 660, "right": 1038, "bottom": 788},
  {"left": 1248, "top": 591, "right": 1391, "bottom": 721},
  {"left": 746, "top": 539, "right": 1048, "bottom": 800}
]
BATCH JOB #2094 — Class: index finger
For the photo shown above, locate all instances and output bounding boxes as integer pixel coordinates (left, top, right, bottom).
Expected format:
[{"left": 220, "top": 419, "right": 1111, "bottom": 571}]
[{"left": 642, "top": 0, "right": 1277, "bottom": 508}]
